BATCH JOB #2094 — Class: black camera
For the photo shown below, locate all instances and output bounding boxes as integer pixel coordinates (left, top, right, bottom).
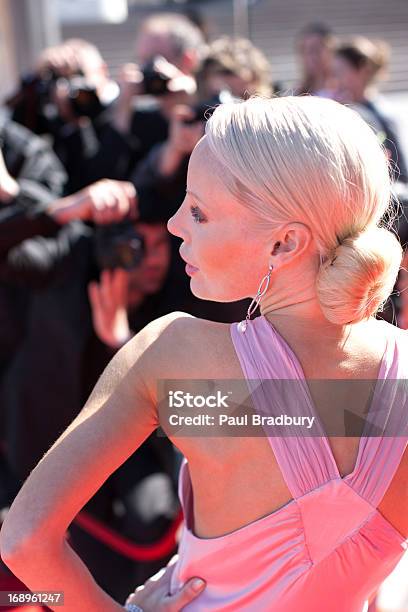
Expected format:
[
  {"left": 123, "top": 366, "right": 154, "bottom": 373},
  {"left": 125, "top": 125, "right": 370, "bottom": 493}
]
[
  {"left": 20, "top": 68, "right": 59, "bottom": 104},
  {"left": 8, "top": 70, "right": 105, "bottom": 126},
  {"left": 140, "top": 58, "right": 174, "bottom": 97},
  {"left": 139, "top": 55, "right": 197, "bottom": 97},
  {"left": 94, "top": 222, "right": 145, "bottom": 270},
  {"left": 65, "top": 76, "right": 105, "bottom": 120},
  {"left": 182, "top": 90, "right": 236, "bottom": 124}
]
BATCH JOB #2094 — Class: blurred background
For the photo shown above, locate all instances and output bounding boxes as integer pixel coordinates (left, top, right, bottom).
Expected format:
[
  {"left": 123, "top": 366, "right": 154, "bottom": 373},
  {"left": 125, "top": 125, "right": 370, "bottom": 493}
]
[{"left": 1, "top": 0, "right": 408, "bottom": 102}]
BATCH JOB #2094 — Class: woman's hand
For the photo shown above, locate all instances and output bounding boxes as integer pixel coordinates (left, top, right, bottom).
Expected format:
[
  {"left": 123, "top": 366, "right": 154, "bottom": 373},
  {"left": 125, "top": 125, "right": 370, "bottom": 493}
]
[
  {"left": 125, "top": 554, "right": 206, "bottom": 611},
  {"left": 88, "top": 268, "right": 133, "bottom": 348}
]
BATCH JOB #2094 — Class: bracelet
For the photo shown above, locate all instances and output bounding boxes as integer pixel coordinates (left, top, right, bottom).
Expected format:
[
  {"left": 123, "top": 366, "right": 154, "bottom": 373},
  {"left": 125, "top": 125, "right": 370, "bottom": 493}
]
[{"left": 124, "top": 604, "right": 144, "bottom": 612}]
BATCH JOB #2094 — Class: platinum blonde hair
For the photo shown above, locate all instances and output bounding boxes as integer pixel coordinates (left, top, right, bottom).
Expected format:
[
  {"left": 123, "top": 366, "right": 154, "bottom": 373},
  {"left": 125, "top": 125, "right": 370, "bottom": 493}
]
[{"left": 205, "top": 95, "right": 402, "bottom": 325}]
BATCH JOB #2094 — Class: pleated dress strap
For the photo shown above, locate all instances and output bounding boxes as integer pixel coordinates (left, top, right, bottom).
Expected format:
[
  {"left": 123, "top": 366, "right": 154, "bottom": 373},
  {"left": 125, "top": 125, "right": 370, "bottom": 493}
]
[
  {"left": 230, "top": 316, "right": 340, "bottom": 500},
  {"left": 344, "top": 330, "right": 408, "bottom": 507}
]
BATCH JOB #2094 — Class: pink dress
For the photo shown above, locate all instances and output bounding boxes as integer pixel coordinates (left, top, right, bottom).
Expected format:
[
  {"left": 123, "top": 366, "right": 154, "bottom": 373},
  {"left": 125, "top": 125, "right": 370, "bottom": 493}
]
[{"left": 169, "top": 315, "right": 408, "bottom": 611}]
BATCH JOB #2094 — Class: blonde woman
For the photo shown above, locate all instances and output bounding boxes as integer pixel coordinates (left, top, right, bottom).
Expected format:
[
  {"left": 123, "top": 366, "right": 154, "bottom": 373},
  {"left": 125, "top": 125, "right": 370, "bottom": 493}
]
[{"left": 1, "top": 96, "right": 407, "bottom": 612}]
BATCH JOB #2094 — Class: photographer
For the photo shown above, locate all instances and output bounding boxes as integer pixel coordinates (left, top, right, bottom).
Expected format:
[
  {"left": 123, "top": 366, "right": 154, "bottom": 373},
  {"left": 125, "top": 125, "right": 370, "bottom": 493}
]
[
  {"left": 112, "top": 13, "right": 205, "bottom": 136},
  {"left": 129, "top": 39, "right": 274, "bottom": 322},
  {"left": 0, "top": 186, "right": 189, "bottom": 602},
  {"left": 70, "top": 12, "right": 207, "bottom": 186},
  {"left": 132, "top": 35, "right": 273, "bottom": 221},
  {"left": 7, "top": 14, "right": 208, "bottom": 197},
  {"left": 132, "top": 102, "right": 205, "bottom": 222},
  {"left": 198, "top": 36, "right": 273, "bottom": 100},
  {"left": 0, "top": 113, "right": 68, "bottom": 502},
  {"left": 7, "top": 39, "right": 120, "bottom": 194},
  {"left": 0, "top": 111, "right": 67, "bottom": 368},
  {"left": 0, "top": 107, "right": 70, "bottom": 275},
  {"left": 0, "top": 109, "right": 66, "bottom": 209},
  {"left": 0, "top": 179, "right": 136, "bottom": 263},
  {"left": 0, "top": 181, "right": 135, "bottom": 477}
]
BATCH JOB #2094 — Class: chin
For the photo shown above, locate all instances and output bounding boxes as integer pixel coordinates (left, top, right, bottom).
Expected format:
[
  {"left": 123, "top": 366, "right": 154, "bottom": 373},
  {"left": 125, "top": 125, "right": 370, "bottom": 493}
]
[{"left": 189, "top": 279, "right": 245, "bottom": 303}]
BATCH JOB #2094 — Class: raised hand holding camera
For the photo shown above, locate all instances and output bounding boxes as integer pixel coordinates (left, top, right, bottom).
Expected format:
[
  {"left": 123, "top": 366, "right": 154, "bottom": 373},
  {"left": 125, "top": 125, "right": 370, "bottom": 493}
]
[
  {"left": 113, "top": 56, "right": 197, "bottom": 134},
  {"left": 113, "top": 63, "right": 145, "bottom": 134},
  {"left": 158, "top": 105, "right": 205, "bottom": 177}
]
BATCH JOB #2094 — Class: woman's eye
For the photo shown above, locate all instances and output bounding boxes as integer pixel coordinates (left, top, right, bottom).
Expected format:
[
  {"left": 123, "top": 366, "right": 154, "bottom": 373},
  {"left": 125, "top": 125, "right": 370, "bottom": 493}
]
[{"left": 190, "top": 205, "right": 206, "bottom": 224}]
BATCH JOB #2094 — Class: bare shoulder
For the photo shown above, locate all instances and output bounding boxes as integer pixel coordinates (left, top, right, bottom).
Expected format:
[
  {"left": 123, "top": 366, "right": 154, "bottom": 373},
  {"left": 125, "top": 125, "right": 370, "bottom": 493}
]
[
  {"left": 378, "top": 318, "right": 408, "bottom": 335},
  {"left": 389, "top": 322, "right": 408, "bottom": 343},
  {"left": 375, "top": 318, "right": 408, "bottom": 347},
  {"left": 126, "top": 311, "right": 198, "bottom": 352},
  {"left": 359, "top": 318, "right": 408, "bottom": 348},
  {"left": 125, "top": 311, "right": 241, "bottom": 386},
  {"left": 130, "top": 310, "right": 225, "bottom": 348}
]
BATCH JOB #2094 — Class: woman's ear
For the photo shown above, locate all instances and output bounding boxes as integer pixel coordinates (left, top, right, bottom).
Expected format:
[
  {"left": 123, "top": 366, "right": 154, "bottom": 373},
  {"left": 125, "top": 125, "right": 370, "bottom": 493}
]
[
  {"left": 269, "top": 223, "right": 312, "bottom": 267},
  {"left": 271, "top": 241, "right": 281, "bottom": 256}
]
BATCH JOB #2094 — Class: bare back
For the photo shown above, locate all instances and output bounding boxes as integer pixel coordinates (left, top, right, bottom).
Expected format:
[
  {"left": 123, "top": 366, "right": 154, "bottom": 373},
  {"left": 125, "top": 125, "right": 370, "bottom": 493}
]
[{"left": 154, "top": 314, "right": 408, "bottom": 540}]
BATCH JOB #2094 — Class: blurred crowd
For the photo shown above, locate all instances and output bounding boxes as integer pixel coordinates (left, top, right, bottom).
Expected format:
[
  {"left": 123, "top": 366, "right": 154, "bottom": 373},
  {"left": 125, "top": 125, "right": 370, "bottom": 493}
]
[{"left": 0, "top": 9, "right": 407, "bottom": 608}]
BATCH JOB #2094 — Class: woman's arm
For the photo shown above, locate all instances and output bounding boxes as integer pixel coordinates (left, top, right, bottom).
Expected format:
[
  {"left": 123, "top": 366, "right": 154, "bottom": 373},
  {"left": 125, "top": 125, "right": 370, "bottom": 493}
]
[{"left": 0, "top": 311, "right": 191, "bottom": 611}]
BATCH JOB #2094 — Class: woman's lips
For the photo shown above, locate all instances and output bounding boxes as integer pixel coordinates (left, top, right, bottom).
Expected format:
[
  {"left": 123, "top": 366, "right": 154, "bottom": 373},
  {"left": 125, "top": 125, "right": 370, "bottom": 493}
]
[
  {"left": 185, "top": 263, "right": 199, "bottom": 275},
  {"left": 179, "top": 250, "right": 199, "bottom": 275}
]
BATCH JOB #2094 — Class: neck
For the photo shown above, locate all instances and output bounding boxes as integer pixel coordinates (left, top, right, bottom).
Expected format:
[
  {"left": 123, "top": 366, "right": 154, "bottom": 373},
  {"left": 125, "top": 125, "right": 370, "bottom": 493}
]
[{"left": 259, "top": 277, "right": 354, "bottom": 348}]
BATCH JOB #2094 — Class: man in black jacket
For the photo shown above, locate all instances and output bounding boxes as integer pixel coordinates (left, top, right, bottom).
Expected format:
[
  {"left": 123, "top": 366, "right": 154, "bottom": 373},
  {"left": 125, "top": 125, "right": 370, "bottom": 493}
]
[
  {"left": 8, "top": 17, "right": 205, "bottom": 193},
  {"left": 0, "top": 109, "right": 67, "bottom": 366},
  {"left": 7, "top": 39, "right": 120, "bottom": 194},
  {"left": 0, "top": 109, "right": 67, "bottom": 522}
]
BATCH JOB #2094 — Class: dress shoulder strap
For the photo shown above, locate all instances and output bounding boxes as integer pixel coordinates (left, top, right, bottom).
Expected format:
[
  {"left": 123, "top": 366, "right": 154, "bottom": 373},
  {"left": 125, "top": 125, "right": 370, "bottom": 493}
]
[
  {"left": 230, "top": 316, "right": 339, "bottom": 499},
  {"left": 346, "top": 328, "right": 408, "bottom": 506}
]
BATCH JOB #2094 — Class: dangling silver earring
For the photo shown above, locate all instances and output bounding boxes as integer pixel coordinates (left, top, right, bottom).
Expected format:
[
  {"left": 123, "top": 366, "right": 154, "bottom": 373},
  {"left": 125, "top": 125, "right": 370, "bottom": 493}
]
[{"left": 238, "top": 264, "right": 273, "bottom": 333}]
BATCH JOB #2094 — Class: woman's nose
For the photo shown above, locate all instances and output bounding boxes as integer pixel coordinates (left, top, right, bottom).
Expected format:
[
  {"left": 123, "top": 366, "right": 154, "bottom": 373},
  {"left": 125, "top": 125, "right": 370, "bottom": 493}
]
[{"left": 167, "top": 210, "right": 184, "bottom": 239}]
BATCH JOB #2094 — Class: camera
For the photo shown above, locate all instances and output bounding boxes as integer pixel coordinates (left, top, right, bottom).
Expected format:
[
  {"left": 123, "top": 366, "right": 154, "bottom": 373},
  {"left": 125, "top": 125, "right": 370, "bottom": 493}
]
[
  {"left": 140, "top": 58, "right": 174, "bottom": 97},
  {"left": 94, "top": 222, "right": 145, "bottom": 270},
  {"left": 64, "top": 76, "right": 105, "bottom": 120},
  {"left": 139, "top": 56, "right": 197, "bottom": 97},
  {"left": 182, "top": 90, "right": 236, "bottom": 124},
  {"left": 7, "top": 70, "right": 105, "bottom": 128},
  {"left": 6, "top": 69, "right": 60, "bottom": 132}
]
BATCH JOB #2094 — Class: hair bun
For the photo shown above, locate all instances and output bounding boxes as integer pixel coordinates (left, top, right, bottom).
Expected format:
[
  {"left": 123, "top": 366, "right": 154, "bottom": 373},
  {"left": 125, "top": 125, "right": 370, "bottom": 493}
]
[{"left": 316, "top": 226, "right": 402, "bottom": 324}]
